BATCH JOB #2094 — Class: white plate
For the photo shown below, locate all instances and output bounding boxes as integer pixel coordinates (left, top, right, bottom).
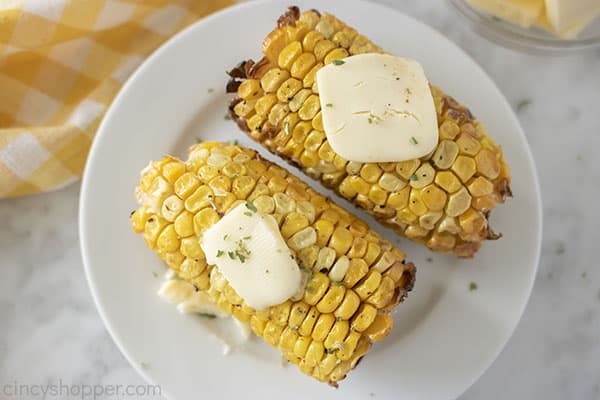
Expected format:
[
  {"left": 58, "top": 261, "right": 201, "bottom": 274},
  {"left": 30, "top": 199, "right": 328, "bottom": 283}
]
[{"left": 79, "top": 1, "right": 542, "bottom": 399}]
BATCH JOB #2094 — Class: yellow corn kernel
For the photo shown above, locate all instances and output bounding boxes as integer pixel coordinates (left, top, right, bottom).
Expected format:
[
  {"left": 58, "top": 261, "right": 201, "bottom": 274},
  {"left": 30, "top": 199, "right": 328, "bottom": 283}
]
[
  {"left": 354, "top": 270, "right": 382, "bottom": 300},
  {"left": 316, "top": 285, "right": 345, "bottom": 313},
  {"left": 324, "top": 320, "right": 349, "bottom": 349},
  {"left": 279, "top": 41, "right": 303, "bottom": 69},
  {"left": 367, "top": 276, "right": 395, "bottom": 308},
  {"left": 363, "top": 314, "right": 393, "bottom": 342},
  {"left": 304, "top": 272, "right": 330, "bottom": 305},
  {"left": 314, "top": 39, "right": 336, "bottom": 61},
  {"left": 476, "top": 149, "right": 501, "bottom": 179},
  {"left": 162, "top": 162, "right": 186, "bottom": 184},
  {"left": 395, "top": 159, "right": 420, "bottom": 180},
  {"left": 261, "top": 68, "right": 290, "bottom": 93},
  {"left": 192, "top": 208, "right": 220, "bottom": 235},
  {"left": 343, "top": 259, "right": 369, "bottom": 288},
  {"left": 304, "top": 340, "right": 325, "bottom": 366},
  {"left": 156, "top": 225, "right": 179, "bottom": 253},
  {"left": 312, "top": 314, "right": 336, "bottom": 342},
  {"left": 435, "top": 170, "right": 462, "bottom": 193},
  {"left": 329, "top": 227, "right": 353, "bottom": 256},
  {"left": 446, "top": 186, "right": 472, "bottom": 217},
  {"left": 324, "top": 47, "right": 349, "bottom": 65},
  {"left": 420, "top": 184, "right": 447, "bottom": 211},
  {"left": 291, "top": 52, "right": 317, "bottom": 79},
  {"left": 289, "top": 302, "right": 310, "bottom": 328},
  {"left": 334, "top": 289, "right": 360, "bottom": 320},
  {"left": 279, "top": 327, "right": 300, "bottom": 352},
  {"left": 299, "top": 306, "right": 320, "bottom": 336},
  {"left": 452, "top": 155, "right": 477, "bottom": 183},
  {"left": 456, "top": 132, "right": 482, "bottom": 156}
]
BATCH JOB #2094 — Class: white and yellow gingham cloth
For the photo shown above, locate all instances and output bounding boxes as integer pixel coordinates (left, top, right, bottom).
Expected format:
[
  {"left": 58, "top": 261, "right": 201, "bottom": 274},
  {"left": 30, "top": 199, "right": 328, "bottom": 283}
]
[{"left": 0, "top": 0, "right": 233, "bottom": 198}]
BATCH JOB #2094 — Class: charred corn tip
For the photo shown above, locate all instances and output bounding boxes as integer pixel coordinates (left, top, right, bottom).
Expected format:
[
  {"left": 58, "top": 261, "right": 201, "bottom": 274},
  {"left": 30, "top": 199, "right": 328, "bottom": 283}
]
[
  {"left": 227, "top": 7, "right": 512, "bottom": 258},
  {"left": 131, "top": 141, "right": 415, "bottom": 385}
]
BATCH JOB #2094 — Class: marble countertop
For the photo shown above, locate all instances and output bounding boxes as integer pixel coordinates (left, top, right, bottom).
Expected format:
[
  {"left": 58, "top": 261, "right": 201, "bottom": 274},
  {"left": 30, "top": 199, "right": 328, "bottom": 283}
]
[{"left": 1, "top": 1, "right": 599, "bottom": 399}]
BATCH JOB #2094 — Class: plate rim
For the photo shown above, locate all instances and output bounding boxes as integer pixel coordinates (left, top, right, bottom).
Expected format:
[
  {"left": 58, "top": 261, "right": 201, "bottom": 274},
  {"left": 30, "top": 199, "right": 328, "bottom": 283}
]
[{"left": 79, "top": 0, "right": 543, "bottom": 398}]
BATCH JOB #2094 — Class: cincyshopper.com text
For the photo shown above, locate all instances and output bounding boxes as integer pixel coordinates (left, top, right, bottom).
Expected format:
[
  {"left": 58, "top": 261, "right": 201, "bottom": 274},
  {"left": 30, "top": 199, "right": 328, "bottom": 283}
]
[{"left": 2, "top": 380, "right": 162, "bottom": 399}]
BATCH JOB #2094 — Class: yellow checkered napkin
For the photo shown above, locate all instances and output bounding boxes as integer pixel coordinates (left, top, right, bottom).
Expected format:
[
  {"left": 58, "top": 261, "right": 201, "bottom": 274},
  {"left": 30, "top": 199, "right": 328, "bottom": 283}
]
[{"left": 0, "top": 0, "right": 233, "bottom": 198}]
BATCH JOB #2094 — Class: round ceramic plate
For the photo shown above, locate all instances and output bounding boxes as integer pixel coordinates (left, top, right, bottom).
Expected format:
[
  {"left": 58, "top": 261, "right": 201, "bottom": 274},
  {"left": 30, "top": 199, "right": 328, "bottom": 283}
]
[{"left": 80, "top": 1, "right": 542, "bottom": 399}]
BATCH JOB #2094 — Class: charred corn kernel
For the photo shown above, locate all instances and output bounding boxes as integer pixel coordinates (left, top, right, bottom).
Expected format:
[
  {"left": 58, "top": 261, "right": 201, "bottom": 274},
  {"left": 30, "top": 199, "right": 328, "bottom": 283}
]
[
  {"left": 230, "top": 8, "right": 510, "bottom": 257},
  {"left": 459, "top": 208, "right": 487, "bottom": 235}
]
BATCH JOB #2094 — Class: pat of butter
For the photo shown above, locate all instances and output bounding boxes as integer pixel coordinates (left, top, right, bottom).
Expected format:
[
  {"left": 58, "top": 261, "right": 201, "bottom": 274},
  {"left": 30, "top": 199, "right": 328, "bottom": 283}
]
[
  {"left": 317, "top": 54, "right": 438, "bottom": 163},
  {"left": 201, "top": 202, "right": 302, "bottom": 310},
  {"left": 466, "top": 0, "right": 544, "bottom": 27},
  {"left": 544, "top": 0, "right": 600, "bottom": 37}
]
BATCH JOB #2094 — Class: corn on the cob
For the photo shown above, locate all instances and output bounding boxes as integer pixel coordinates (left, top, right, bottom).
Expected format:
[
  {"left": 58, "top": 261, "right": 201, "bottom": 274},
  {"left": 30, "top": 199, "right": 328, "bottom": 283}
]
[
  {"left": 227, "top": 7, "right": 512, "bottom": 258},
  {"left": 130, "top": 142, "right": 415, "bottom": 386}
]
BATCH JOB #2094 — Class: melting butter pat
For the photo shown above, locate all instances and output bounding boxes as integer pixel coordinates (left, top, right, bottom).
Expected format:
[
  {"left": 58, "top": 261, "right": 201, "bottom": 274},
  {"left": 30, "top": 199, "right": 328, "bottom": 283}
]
[
  {"left": 201, "top": 202, "right": 301, "bottom": 310},
  {"left": 317, "top": 54, "right": 438, "bottom": 163}
]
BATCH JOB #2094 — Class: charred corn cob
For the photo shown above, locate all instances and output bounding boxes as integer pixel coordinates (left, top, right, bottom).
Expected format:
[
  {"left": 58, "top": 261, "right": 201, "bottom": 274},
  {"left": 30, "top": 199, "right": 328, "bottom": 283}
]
[
  {"left": 130, "top": 141, "right": 415, "bottom": 386},
  {"left": 227, "top": 7, "right": 512, "bottom": 257}
]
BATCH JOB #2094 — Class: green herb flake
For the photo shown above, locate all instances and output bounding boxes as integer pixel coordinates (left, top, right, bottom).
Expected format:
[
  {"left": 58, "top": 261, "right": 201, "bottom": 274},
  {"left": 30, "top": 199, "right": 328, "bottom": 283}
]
[
  {"left": 426, "top": 257, "right": 433, "bottom": 263},
  {"left": 245, "top": 201, "right": 257, "bottom": 213},
  {"left": 276, "top": 249, "right": 283, "bottom": 253},
  {"left": 326, "top": 103, "right": 333, "bottom": 107},
  {"left": 556, "top": 242, "right": 566, "bottom": 255},
  {"left": 581, "top": 271, "right": 587, "bottom": 279},
  {"left": 224, "top": 113, "right": 232, "bottom": 120},
  {"left": 333, "top": 280, "right": 345, "bottom": 286},
  {"left": 516, "top": 99, "right": 531, "bottom": 113},
  {"left": 332, "top": 59, "right": 345, "bottom": 65},
  {"left": 198, "top": 313, "right": 217, "bottom": 319},
  {"left": 236, "top": 252, "right": 247, "bottom": 263},
  {"left": 223, "top": 234, "right": 230, "bottom": 241},
  {"left": 291, "top": 325, "right": 299, "bottom": 331},
  {"left": 152, "top": 271, "right": 158, "bottom": 278},
  {"left": 216, "top": 250, "right": 225, "bottom": 258},
  {"left": 410, "top": 174, "right": 419, "bottom": 181},
  {"left": 243, "top": 235, "right": 252, "bottom": 241},
  {"left": 410, "top": 136, "right": 418, "bottom": 145},
  {"left": 140, "top": 362, "right": 149, "bottom": 369},
  {"left": 325, "top": 348, "right": 336, "bottom": 354},
  {"left": 195, "top": 137, "right": 203, "bottom": 144},
  {"left": 368, "top": 117, "right": 373, "bottom": 124},
  {"left": 207, "top": 88, "right": 215, "bottom": 93},
  {"left": 469, "top": 282, "right": 478, "bottom": 291},
  {"left": 305, "top": 286, "right": 316, "bottom": 293},
  {"left": 243, "top": 211, "right": 253, "bottom": 217},
  {"left": 265, "top": 269, "right": 270, "bottom": 274},
  {"left": 336, "top": 316, "right": 342, "bottom": 322},
  {"left": 228, "top": 251, "right": 236, "bottom": 259}
]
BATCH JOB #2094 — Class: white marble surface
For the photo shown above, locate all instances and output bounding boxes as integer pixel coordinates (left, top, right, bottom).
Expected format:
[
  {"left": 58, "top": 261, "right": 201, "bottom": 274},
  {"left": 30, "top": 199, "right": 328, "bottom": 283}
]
[{"left": 1, "top": 1, "right": 599, "bottom": 399}]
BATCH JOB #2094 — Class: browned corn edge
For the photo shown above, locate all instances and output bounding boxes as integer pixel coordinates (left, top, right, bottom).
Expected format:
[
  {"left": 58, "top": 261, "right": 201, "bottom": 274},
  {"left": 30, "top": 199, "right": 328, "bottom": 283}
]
[{"left": 225, "top": 6, "right": 512, "bottom": 258}]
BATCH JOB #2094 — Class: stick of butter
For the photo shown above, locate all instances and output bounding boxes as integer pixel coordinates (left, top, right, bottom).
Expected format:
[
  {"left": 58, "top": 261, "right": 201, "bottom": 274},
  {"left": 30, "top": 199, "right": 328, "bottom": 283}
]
[
  {"left": 466, "top": 0, "right": 545, "bottom": 27},
  {"left": 316, "top": 54, "right": 438, "bottom": 163},
  {"left": 544, "top": 0, "right": 600, "bottom": 38}
]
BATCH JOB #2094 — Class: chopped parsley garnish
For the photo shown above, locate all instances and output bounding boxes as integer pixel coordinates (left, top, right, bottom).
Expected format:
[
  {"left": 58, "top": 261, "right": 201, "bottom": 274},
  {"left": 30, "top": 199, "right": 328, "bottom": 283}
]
[
  {"left": 216, "top": 250, "right": 225, "bottom": 258},
  {"left": 332, "top": 59, "right": 345, "bottom": 65},
  {"left": 426, "top": 257, "right": 433, "bottom": 263},
  {"left": 516, "top": 99, "right": 531, "bottom": 113},
  {"left": 198, "top": 313, "right": 217, "bottom": 319},
  {"left": 325, "top": 348, "right": 336, "bottom": 354},
  {"left": 152, "top": 271, "right": 158, "bottom": 278},
  {"left": 195, "top": 137, "right": 203, "bottom": 143},
  {"left": 336, "top": 316, "right": 342, "bottom": 322},
  {"left": 556, "top": 242, "right": 565, "bottom": 255},
  {"left": 229, "top": 139, "right": 239, "bottom": 146},
  {"left": 243, "top": 235, "right": 252, "bottom": 240},
  {"left": 245, "top": 201, "right": 257, "bottom": 213},
  {"left": 265, "top": 269, "right": 270, "bottom": 274},
  {"left": 207, "top": 88, "right": 215, "bottom": 93},
  {"left": 410, "top": 137, "right": 418, "bottom": 145},
  {"left": 224, "top": 113, "right": 232, "bottom": 120},
  {"left": 243, "top": 211, "right": 253, "bottom": 217},
  {"left": 368, "top": 118, "right": 373, "bottom": 124},
  {"left": 228, "top": 251, "right": 236, "bottom": 259},
  {"left": 332, "top": 280, "right": 345, "bottom": 286},
  {"left": 276, "top": 249, "right": 283, "bottom": 253},
  {"left": 305, "top": 286, "right": 316, "bottom": 293},
  {"left": 326, "top": 103, "right": 333, "bottom": 107},
  {"left": 290, "top": 325, "right": 299, "bottom": 331},
  {"left": 469, "top": 282, "right": 478, "bottom": 291},
  {"left": 410, "top": 174, "right": 418, "bottom": 181},
  {"left": 223, "top": 234, "right": 229, "bottom": 241},
  {"left": 140, "top": 362, "right": 149, "bottom": 369}
]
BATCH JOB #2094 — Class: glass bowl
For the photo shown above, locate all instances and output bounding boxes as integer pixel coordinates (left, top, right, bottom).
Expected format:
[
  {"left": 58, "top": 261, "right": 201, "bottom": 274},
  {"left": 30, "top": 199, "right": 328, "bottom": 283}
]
[{"left": 448, "top": 0, "right": 600, "bottom": 54}]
